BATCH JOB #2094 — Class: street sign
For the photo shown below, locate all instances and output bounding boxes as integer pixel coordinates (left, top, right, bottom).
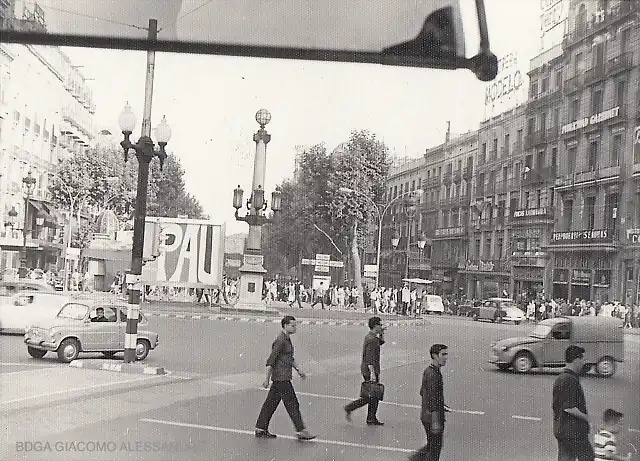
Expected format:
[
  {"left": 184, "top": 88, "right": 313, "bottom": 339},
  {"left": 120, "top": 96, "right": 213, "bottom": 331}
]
[
  {"left": 301, "top": 254, "right": 345, "bottom": 273},
  {"left": 364, "top": 264, "right": 378, "bottom": 277}
]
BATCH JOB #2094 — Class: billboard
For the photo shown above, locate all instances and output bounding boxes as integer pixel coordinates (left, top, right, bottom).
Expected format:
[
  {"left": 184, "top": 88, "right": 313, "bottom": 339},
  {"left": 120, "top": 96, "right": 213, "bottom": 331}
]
[
  {"left": 141, "top": 217, "right": 225, "bottom": 288},
  {"left": 484, "top": 52, "right": 527, "bottom": 119},
  {"left": 540, "top": 0, "right": 568, "bottom": 51}
]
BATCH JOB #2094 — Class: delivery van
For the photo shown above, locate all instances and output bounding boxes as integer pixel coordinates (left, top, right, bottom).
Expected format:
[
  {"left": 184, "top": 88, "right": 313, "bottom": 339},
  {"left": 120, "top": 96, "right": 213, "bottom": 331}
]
[{"left": 488, "top": 316, "right": 624, "bottom": 377}]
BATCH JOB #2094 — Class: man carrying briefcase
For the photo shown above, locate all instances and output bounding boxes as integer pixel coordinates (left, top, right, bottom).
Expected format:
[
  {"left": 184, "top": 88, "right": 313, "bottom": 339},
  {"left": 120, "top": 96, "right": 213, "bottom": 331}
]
[{"left": 344, "top": 316, "right": 385, "bottom": 426}]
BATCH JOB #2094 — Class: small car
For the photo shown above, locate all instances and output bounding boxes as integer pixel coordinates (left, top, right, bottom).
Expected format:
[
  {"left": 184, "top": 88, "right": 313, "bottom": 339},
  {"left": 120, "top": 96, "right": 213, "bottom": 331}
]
[
  {"left": 488, "top": 316, "right": 624, "bottom": 377},
  {"left": 24, "top": 299, "right": 159, "bottom": 362},
  {"left": 0, "top": 280, "right": 55, "bottom": 298},
  {"left": 0, "top": 291, "right": 66, "bottom": 334},
  {"left": 472, "top": 298, "right": 524, "bottom": 324},
  {"left": 421, "top": 294, "right": 445, "bottom": 314}
]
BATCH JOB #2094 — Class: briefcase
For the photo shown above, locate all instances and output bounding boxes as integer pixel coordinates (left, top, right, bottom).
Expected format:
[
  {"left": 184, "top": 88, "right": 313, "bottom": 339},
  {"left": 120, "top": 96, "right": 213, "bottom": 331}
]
[{"left": 360, "top": 381, "right": 384, "bottom": 401}]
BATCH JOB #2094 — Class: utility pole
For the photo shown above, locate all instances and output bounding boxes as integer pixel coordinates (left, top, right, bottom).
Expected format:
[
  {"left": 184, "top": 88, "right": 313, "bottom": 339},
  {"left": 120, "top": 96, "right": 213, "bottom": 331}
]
[{"left": 123, "top": 18, "right": 157, "bottom": 363}]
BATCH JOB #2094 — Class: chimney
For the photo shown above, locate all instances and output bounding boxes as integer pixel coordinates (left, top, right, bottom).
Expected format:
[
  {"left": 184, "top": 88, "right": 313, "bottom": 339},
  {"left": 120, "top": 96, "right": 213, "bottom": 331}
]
[{"left": 445, "top": 121, "right": 451, "bottom": 143}]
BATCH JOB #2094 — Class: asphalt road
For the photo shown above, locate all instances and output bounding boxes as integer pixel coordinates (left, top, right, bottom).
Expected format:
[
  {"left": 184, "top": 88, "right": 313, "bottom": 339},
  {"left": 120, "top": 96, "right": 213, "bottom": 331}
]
[{"left": 2, "top": 315, "right": 638, "bottom": 461}]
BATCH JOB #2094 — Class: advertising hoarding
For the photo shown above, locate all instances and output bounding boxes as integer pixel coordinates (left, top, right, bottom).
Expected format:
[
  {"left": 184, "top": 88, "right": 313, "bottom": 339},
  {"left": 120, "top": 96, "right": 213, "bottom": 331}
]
[{"left": 141, "top": 217, "right": 225, "bottom": 288}]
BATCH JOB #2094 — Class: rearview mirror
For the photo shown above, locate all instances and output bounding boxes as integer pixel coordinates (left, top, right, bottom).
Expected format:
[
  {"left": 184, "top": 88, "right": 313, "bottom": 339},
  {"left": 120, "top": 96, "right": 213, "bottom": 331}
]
[{"left": 1, "top": 0, "right": 497, "bottom": 81}]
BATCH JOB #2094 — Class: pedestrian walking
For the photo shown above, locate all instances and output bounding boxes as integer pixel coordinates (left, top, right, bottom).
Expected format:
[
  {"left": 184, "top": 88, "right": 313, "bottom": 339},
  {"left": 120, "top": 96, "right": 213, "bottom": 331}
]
[
  {"left": 311, "top": 282, "right": 326, "bottom": 309},
  {"left": 344, "top": 316, "right": 386, "bottom": 426},
  {"left": 255, "top": 316, "right": 316, "bottom": 440},
  {"left": 553, "top": 345, "right": 595, "bottom": 461},
  {"left": 408, "top": 343, "right": 449, "bottom": 461}
]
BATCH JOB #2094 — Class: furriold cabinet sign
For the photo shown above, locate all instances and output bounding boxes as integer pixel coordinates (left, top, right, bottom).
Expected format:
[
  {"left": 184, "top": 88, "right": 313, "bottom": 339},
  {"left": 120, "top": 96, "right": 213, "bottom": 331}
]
[{"left": 561, "top": 106, "right": 620, "bottom": 135}]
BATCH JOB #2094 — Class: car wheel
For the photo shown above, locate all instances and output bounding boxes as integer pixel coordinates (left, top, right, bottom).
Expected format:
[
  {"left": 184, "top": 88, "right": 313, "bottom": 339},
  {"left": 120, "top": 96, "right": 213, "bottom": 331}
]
[
  {"left": 27, "top": 346, "right": 47, "bottom": 359},
  {"left": 596, "top": 357, "right": 616, "bottom": 377},
  {"left": 513, "top": 352, "right": 534, "bottom": 374},
  {"left": 514, "top": 321, "right": 521, "bottom": 325},
  {"left": 497, "top": 363, "right": 510, "bottom": 371},
  {"left": 472, "top": 312, "right": 479, "bottom": 321},
  {"left": 135, "top": 339, "right": 150, "bottom": 361},
  {"left": 102, "top": 351, "right": 117, "bottom": 358},
  {"left": 57, "top": 338, "right": 80, "bottom": 363}
]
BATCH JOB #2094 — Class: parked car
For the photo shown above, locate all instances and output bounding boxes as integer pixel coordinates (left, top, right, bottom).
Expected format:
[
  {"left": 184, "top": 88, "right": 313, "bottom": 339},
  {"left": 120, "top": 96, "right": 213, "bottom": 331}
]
[
  {"left": 0, "top": 280, "right": 55, "bottom": 299},
  {"left": 422, "top": 294, "right": 445, "bottom": 314},
  {"left": 24, "top": 299, "right": 159, "bottom": 362},
  {"left": 0, "top": 291, "right": 66, "bottom": 334},
  {"left": 472, "top": 298, "right": 524, "bottom": 324},
  {"left": 456, "top": 301, "right": 476, "bottom": 317},
  {"left": 488, "top": 316, "right": 624, "bottom": 377}
]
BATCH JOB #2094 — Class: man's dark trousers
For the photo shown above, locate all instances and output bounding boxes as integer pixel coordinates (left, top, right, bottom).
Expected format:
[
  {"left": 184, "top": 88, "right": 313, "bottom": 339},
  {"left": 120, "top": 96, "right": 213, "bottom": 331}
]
[
  {"left": 344, "top": 380, "right": 380, "bottom": 422},
  {"left": 556, "top": 437, "right": 595, "bottom": 461},
  {"left": 409, "top": 423, "right": 443, "bottom": 461},
  {"left": 256, "top": 381, "right": 304, "bottom": 432}
]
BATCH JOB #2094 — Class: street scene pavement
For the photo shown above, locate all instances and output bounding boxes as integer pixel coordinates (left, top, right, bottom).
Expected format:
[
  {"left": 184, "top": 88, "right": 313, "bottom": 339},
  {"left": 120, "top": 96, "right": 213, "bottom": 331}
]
[{"left": 2, "top": 306, "right": 638, "bottom": 461}]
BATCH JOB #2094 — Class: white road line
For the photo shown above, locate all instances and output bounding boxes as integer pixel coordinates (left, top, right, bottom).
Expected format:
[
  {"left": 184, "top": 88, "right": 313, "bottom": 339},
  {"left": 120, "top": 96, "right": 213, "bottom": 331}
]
[
  {"left": 1, "top": 369, "right": 57, "bottom": 376},
  {"left": 512, "top": 415, "right": 542, "bottom": 422},
  {"left": 0, "top": 376, "right": 153, "bottom": 405},
  {"left": 0, "top": 362, "right": 58, "bottom": 366},
  {"left": 140, "top": 418, "right": 413, "bottom": 453},
  {"left": 257, "top": 389, "right": 484, "bottom": 414}
]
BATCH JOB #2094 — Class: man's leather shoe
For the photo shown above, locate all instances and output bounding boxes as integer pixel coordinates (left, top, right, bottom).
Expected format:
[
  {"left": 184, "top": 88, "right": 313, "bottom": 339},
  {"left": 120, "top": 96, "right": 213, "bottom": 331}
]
[
  {"left": 344, "top": 408, "right": 352, "bottom": 422},
  {"left": 366, "top": 420, "right": 384, "bottom": 426},
  {"left": 296, "top": 430, "right": 317, "bottom": 440},
  {"left": 255, "top": 429, "right": 277, "bottom": 438}
]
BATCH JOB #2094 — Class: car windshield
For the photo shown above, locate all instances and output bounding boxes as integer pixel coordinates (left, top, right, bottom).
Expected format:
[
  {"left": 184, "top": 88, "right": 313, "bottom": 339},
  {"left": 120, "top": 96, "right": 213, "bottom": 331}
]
[
  {"left": 57, "top": 303, "right": 89, "bottom": 320},
  {"left": 529, "top": 324, "right": 552, "bottom": 339}
]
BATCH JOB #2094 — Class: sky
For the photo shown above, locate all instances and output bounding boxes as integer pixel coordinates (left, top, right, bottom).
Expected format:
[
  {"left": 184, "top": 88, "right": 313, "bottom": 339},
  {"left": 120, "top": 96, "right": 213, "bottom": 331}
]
[{"left": 59, "top": 0, "right": 547, "bottom": 235}]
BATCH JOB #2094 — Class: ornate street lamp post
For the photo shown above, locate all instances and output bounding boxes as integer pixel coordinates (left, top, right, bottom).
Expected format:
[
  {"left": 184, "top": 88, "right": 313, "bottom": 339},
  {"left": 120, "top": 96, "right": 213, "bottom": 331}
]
[
  {"left": 118, "top": 102, "right": 172, "bottom": 363},
  {"left": 231, "top": 109, "right": 281, "bottom": 313},
  {"left": 391, "top": 195, "right": 423, "bottom": 280},
  {"left": 18, "top": 171, "right": 37, "bottom": 278}
]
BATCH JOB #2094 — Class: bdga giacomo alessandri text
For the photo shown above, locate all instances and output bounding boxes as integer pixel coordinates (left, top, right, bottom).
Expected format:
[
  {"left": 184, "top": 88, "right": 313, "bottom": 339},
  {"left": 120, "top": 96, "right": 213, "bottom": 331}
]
[{"left": 16, "top": 440, "right": 201, "bottom": 453}]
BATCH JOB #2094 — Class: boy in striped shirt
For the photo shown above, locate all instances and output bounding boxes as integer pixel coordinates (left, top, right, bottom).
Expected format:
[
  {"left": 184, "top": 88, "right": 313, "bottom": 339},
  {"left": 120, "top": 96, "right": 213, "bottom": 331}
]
[{"left": 594, "top": 409, "right": 632, "bottom": 461}]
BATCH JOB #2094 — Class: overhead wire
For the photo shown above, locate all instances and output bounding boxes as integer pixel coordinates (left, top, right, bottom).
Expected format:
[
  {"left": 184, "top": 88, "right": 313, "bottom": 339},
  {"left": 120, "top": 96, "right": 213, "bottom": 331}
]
[{"left": 157, "top": 0, "right": 216, "bottom": 34}]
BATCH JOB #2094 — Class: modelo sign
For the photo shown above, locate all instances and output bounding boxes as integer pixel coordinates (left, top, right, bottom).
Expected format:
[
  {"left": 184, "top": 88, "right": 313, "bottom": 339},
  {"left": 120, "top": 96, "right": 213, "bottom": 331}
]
[{"left": 141, "top": 217, "right": 225, "bottom": 288}]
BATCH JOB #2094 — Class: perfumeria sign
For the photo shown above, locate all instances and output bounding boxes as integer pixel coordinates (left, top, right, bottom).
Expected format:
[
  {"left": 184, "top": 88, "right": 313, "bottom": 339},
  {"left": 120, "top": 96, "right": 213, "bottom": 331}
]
[{"left": 561, "top": 106, "right": 620, "bottom": 135}]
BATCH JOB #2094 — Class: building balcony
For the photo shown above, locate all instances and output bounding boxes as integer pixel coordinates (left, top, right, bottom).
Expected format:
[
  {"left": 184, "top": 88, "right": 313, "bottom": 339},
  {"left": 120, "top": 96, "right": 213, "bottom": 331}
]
[
  {"left": 522, "top": 166, "right": 557, "bottom": 186},
  {"left": 462, "top": 166, "right": 472, "bottom": 180},
  {"left": 443, "top": 172, "right": 453, "bottom": 185},
  {"left": 426, "top": 177, "right": 441, "bottom": 189},
  {"left": 408, "top": 256, "right": 432, "bottom": 271},
  {"left": 434, "top": 226, "right": 467, "bottom": 239},
  {"left": 608, "top": 52, "right": 634, "bottom": 76},
  {"left": 632, "top": 163, "right": 640, "bottom": 179},
  {"left": 564, "top": 75, "right": 583, "bottom": 95},
  {"left": 529, "top": 88, "right": 563, "bottom": 109},
  {"left": 458, "top": 195, "right": 471, "bottom": 207},
  {"left": 440, "top": 197, "right": 452, "bottom": 208},
  {"left": 546, "top": 126, "right": 559, "bottom": 140},
  {"left": 585, "top": 64, "right": 606, "bottom": 86},
  {"left": 452, "top": 170, "right": 462, "bottom": 183},
  {"left": 511, "top": 251, "right": 549, "bottom": 267},
  {"left": 432, "top": 258, "right": 462, "bottom": 269}
]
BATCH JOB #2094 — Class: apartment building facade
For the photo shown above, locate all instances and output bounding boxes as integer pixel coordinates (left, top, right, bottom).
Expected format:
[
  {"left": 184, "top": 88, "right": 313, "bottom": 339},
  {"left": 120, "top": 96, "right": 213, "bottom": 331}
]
[
  {"left": 0, "top": 35, "right": 95, "bottom": 273},
  {"left": 548, "top": 0, "right": 639, "bottom": 303}
]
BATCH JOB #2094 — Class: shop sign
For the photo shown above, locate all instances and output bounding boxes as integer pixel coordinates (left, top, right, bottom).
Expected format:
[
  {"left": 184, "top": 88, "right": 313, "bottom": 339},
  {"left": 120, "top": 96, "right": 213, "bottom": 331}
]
[
  {"left": 572, "top": 269, "right": 591, "bottom": 284},
  {"left": 513, "top": 207, "right": 547, "bottom": 218},
  {"left": 551, "top": 229, "right": 613, "bottom": 244},
  {"left": 512, "top": 228, "right": 542, "bottom": 239},
  {"left": 513, "top": 267, "right": 544, "bottom": 281},
  {"left": 513, "top": 256, "right": 545, "bottom": 267},
  {"left": 626, "top": 228, "right": 640, "bottom": 244},
  {"left": 434, "top": 227, "right": 465, "bottom": 237},
  {"left": 465, "top": 260, "right": 495, "bottom": 272},
  {"left": 561, "top": 106, "right": 620, "bottom": 135}
]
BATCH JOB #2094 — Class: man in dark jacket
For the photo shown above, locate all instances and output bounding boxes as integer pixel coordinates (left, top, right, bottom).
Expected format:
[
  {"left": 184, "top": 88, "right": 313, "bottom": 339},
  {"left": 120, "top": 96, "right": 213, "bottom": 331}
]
[
  {"left": 552, "top": 345, "right": 594, "bottom": 461},
  {"left": 344, "top": 316, "right": 385, "bottom": 425},
  {"left": 255, "top": 316, "right": 316, "bottom": 440},
  {"left": 409, "top": 343, "right": 449, "bottom": 461}
]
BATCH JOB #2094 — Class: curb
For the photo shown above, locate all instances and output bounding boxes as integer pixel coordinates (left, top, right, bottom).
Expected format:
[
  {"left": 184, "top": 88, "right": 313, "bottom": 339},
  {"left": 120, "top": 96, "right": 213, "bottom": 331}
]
[
  {"left": 69, "top": 360, "right": 167, "bottom": 375},
  {"left": 143, "top": 312, "right": 430, "bottom": 327}
]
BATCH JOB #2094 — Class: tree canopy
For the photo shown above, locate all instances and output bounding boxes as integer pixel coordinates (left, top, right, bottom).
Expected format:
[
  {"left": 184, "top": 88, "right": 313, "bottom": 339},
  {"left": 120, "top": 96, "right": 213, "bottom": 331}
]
[
  {"left": 263, "top": 130, "right": 390, "bottom": 293},
  {"left": 49, "top": 145, "right": 206, "bottom": 248}
]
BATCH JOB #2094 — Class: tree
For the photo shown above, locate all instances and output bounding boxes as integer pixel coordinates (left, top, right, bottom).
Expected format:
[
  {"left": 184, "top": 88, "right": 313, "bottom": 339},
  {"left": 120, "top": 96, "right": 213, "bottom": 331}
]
[
  {"left": 147, "top": 153, "right": 206, "bottom": 219},
  {"left": 262, "top": 132, "right": 390, "bottom": 304},
  {"left": 49, "top": 147, "right": 206, "bottom": 249}
]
